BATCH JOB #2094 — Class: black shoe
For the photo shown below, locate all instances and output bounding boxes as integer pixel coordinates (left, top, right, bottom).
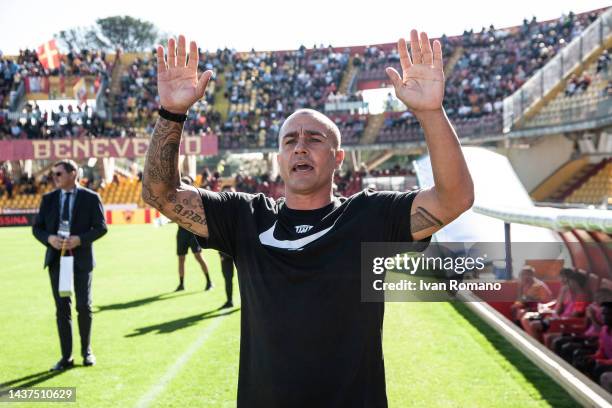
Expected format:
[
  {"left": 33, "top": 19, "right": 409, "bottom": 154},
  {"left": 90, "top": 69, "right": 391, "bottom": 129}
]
[
  {"left": 205, "top": 282, "right": 213, "bottom": 291},
  {"left": 83, "top": 353, "right": 96, "bottom": 367},
  {"left": 220, "top": 300, "right": 233, "bottom": 309},
  {"left": 175, "top": 284, "right": 185, "bottom": 292},
  {"left": 50, "top": 358, "right": 74, "bottom": 372}
]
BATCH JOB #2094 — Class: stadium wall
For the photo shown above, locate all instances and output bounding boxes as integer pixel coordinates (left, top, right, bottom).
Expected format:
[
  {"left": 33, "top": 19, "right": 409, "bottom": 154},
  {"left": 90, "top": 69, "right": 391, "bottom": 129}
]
[
  {"left": 0, "top": 212, "right": 37, "bottom": 227},
  {"left": 105, "top": 208, "right": 160, "bottom": 225},
  {"left": 495, "top": 135, "right": 574, "bottom": 192},
  {"left": 0, "top": 208, "right": 160, "bottom": 227}
]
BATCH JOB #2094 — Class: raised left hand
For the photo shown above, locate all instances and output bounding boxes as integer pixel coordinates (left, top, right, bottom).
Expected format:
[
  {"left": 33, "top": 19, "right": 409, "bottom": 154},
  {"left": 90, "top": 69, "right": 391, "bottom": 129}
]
[{"left": 385, "top": 30, "right": 445, "bottom": 113}]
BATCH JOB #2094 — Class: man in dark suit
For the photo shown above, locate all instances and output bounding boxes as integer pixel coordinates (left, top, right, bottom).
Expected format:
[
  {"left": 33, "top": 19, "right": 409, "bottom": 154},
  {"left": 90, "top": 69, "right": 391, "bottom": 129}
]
[{"left": 33, "top": 159, "right": 107, "bottom": 371}]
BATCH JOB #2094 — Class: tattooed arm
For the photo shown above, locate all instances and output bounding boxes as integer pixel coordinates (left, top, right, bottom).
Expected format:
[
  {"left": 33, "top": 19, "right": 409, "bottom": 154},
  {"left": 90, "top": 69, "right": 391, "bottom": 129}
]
[
  {"left": 143, "top": 118, "right": 210, "bottom": 237},
  {"left": 142, "top": 34, "right": 213, "bottom": 237},
  {"left": 384, "top": 30, "right": 474, "bottom": 241}
]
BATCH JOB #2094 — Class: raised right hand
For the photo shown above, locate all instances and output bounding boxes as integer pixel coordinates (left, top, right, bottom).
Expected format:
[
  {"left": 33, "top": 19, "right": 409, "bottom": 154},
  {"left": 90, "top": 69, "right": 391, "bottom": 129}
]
[{"left": 156, "top": 35, "right": 214, "bottom": 115}]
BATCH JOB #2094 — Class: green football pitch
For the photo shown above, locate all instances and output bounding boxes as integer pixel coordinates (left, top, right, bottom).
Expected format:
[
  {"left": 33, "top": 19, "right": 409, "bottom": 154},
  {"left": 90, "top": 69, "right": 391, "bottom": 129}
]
[{"left": 0, "top": 225, "right": 579, "bottom": 407}]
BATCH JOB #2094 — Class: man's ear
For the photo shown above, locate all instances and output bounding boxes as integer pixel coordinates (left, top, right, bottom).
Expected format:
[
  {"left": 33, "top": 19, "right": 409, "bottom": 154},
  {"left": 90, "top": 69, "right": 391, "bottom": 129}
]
[{"left": 335, "top": 149, "right": 345, "bottom": 170}]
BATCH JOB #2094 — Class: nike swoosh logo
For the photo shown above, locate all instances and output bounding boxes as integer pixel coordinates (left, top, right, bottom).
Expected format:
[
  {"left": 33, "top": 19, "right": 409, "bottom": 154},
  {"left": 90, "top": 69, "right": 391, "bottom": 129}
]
[{"left": 258, "top": 221, "right": 335, "bottom": 251}]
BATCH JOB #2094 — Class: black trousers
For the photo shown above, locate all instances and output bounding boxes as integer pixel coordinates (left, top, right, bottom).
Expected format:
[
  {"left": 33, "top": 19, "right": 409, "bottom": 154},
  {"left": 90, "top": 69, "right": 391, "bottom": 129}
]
[
  {"left": 48, "top": 263, "right": 93, "bottom": 360},
  {"left": 220, "top": 254, "right": 234, "bottom": 303}
]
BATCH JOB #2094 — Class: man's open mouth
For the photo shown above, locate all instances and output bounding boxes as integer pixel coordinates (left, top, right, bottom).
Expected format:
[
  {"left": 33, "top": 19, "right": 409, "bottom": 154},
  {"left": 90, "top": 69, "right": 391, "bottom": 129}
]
[{"left": 292, "top": 163, "right": 314, "bottom": 173}]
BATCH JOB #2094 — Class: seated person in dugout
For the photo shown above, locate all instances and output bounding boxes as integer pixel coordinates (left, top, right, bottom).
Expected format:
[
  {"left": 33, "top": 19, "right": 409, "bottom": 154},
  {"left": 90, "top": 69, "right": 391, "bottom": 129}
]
[
  {"left": 510, "top": 265, "right": 553, "bottom": 323},
  {"left": 521, "top": 268, "right": 591, "bottom": 343},
  {"left": 575, "top": 302, "right": 612, "bottom": 384},
  {"left": 554, "top": 288, "right": 612, "bottom": 363}
]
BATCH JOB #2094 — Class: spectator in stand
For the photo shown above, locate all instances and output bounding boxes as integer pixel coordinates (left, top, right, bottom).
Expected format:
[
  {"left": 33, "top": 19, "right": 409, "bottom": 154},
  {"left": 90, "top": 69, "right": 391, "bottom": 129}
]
[
  {"left": 604, "top": 80, "right": 612, "bottom": 97},
  {"left": 565, "top": 73, "right": 592, "bottom": 97},
  {"left": 2, "top": 173, "right": 13, "bottom": 198},
  {"left": 597, "top": 50, "right": 610, "bottom": 74}
]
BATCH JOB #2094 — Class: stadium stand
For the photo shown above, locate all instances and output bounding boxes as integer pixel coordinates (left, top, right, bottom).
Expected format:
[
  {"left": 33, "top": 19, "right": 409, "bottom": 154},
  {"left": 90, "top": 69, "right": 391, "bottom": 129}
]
[
  {"left": 565, "top": 158, "right": 612, "bottom": 205},
  {"left": 96, "top": 175, "right": 144, "bottom": 206},
  {"left": 536, "top": 157, "right": 612, "bottom": 205},
  {"left": 0, "top": 7, "right": 609, "bottom": 213},
  {"left": 0, "top": 168, "right": 52, "bottom": 209},
  {"left": 1, "top": 8, "right": 605, "bottom": 148},
  {"left": 358, "top": 9, "right": 603, "bottom": 142},
  {"left": 524, "top": 48, "right": 611, "bottom": 129}
]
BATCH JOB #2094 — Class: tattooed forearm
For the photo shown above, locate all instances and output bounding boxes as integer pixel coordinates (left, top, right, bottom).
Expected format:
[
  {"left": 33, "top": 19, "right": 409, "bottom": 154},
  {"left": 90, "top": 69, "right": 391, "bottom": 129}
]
[
  {"left": 182, "top": 193, "right": 204, "bottom": 209},
  {"left": 142, "top": 184, "right": 162, "bottom": 210},
  {"left": 142, "top": 117, "right": 209, "bottom": 237},
  {"left": 172, "top": 204, "right": 207, "bottom": 226},
  {"left": 144, "top": 118, "right": 182, "bottom": 186},
  {"left": 411, "top": 206, "right": 443, "bottom": 234}
]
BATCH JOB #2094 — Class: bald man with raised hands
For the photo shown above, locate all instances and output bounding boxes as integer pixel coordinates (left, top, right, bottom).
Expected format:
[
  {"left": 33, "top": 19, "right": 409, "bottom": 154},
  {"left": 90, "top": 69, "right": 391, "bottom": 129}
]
[{"left": 143, "top": 31, "right": 473, "bottom": 407}]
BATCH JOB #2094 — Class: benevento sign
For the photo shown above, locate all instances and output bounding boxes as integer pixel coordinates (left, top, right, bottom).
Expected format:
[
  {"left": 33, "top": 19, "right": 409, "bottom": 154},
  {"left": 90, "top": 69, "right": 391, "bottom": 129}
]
[{"left": 0, "top": 136, "right": 218, "bottom": 160}]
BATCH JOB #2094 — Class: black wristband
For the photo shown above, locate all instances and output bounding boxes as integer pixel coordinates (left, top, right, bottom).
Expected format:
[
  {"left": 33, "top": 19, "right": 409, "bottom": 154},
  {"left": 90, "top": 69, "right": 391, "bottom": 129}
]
[{"left": 158, "top": 107, "right": 187, "bottom": 123}]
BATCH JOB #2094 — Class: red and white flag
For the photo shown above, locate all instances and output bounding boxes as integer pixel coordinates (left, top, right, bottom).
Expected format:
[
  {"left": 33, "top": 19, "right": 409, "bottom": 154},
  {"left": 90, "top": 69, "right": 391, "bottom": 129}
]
[{"left": 36, "top": 40, "right": 61, "bottom": 71}]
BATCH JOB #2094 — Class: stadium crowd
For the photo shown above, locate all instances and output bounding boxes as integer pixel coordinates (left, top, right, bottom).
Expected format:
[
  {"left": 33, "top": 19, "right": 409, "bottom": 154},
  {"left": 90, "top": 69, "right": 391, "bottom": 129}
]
[
  {"left": 373, "top": 9, "right": 603, "bottom": 141},
  {"left": 0, "top": 159, "right": 417, "bottom": 204},
  {"left": 0, "top": 8, "right": 606, "bottom": 147},
  {"left": 0, "top": 48, "right": 111, "bottom": 100},
  {"left": 0, "top": 102, "right": 112, "bottom": 139},
  {"left": 197, "top": 163, "right": 412, "bottom": 199}
]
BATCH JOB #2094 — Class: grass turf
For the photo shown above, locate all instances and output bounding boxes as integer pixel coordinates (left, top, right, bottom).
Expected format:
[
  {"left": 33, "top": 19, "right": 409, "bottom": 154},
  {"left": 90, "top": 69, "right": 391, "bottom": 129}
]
[{"left": 0, "top": 225, "right": 579, "bottom": 407}]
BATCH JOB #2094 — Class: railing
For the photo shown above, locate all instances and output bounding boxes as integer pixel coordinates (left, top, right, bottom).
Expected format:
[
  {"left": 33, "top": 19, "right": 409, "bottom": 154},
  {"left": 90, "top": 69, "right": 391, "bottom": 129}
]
[
  {"left": 324, "top": 100, "right": 369, "bottom": 114},
  {"left": 361, "top": 175, "right": 416, "bottom": 192},
  {"left": 503, "top": 8, "right": 612, "bottom": 132},
  {"left": 473, "top": 204, "right": 612, "bottom": 233},
  {"left": 2, "top": 110, "right": 92, "bottom": 122}
]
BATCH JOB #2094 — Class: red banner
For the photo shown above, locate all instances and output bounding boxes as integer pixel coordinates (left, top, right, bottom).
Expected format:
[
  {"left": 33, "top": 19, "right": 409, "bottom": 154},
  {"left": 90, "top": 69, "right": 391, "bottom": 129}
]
[
  {"left": 0, "top": 212, "right": 37, "bottom": 227},
  {"left": 0, "top": 136, "right": 218, "bottom": 160}
]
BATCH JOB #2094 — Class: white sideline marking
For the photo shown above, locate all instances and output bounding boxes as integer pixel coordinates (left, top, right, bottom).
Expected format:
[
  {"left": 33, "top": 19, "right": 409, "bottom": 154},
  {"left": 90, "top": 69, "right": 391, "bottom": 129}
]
[{"left": 134, "top": 316, "right": 225, "bottom": 408}]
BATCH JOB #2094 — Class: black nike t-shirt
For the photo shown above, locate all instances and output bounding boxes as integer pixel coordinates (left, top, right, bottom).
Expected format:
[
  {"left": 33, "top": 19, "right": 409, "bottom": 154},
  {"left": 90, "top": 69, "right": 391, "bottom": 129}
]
[{"left": 197, "top": 188, "right": 424, "bottom": 408}]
